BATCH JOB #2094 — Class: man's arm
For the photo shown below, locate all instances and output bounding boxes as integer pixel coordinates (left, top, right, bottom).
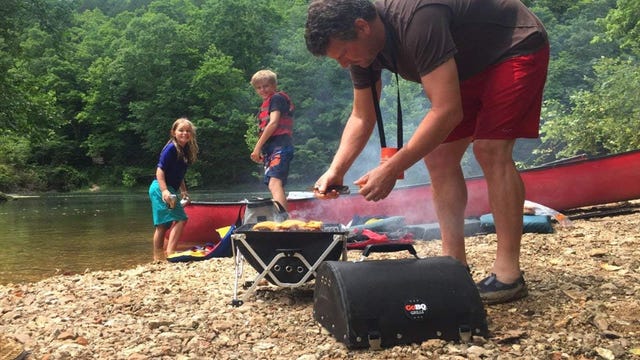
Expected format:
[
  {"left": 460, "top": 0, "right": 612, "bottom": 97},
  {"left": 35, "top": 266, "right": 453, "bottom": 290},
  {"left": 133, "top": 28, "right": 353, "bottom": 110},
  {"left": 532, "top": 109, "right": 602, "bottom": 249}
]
[
  {"left": 396, "top": 57, "right": 464, "bottom": 169},
  {"left": 356, "top": 57, "right": 464, "bottom": 199},
  {"left": 326, "top": 82, "right": 379, "bottom": 177}
]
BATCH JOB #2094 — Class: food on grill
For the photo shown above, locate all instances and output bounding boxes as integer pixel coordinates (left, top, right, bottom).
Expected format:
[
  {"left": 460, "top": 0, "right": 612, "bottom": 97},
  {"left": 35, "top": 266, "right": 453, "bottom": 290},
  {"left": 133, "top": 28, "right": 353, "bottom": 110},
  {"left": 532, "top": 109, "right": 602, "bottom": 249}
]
[
  {"left": 252, "top": 221, "right": 280, "bottom": 231},
  {"left": 252, "top": 219, "right": 324, "bottom": 231},
  {"left": 276, "top": 219, "right": 308, "bottom": 231},
  {"left": 302, "top": 220, "right": 323, "bottom": 231}
]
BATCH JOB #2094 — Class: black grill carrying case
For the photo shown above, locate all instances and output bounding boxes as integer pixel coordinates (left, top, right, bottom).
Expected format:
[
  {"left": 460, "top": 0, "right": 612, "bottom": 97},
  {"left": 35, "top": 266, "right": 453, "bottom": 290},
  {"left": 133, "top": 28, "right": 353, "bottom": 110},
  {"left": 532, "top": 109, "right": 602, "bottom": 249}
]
[{"left": 313, "top": 255, "right": 488, "bottom": 349}]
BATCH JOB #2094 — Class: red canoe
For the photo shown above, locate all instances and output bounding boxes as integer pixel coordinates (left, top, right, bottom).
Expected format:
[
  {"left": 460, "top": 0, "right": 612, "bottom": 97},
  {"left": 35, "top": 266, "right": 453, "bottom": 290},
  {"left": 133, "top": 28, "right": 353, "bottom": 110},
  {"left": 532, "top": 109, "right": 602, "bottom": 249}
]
[{"left": 175, "top": 150, "right": 640, "bottom": 246}]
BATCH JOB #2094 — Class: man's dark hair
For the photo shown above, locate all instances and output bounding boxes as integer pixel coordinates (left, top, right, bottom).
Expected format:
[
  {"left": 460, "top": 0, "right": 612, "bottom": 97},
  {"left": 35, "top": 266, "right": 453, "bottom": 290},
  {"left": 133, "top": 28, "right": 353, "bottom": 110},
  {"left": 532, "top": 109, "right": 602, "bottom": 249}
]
[{"left": 305, "top": 0, "right": 377, "bottom": 56}]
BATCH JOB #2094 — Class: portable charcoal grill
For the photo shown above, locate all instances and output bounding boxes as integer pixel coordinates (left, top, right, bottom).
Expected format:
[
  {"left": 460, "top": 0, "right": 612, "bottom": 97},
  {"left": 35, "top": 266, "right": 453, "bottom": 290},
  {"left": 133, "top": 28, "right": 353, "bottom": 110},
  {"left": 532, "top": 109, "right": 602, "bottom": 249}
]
[{"left": 230, "top": 223, "right": 348, "bottom": 306}]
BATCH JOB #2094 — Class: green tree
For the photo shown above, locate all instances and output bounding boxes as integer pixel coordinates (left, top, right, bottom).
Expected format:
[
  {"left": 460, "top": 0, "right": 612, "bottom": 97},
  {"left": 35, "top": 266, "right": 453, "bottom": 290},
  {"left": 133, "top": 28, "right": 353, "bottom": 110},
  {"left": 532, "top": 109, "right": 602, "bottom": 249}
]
[
  {"left": 540, "top": 58, "right": 640, "bottom": 157},
  {"left": 191, "top": 46, "right": 254, "bottom": 184},
  {"left": 0, "top": 0, "right": 83, "bottom": 191},
  {"left": 3, "top": 0, "right": 637, "bottom": 192},
  {"left": 75, "top": 3, "right": 256, "bottom": 187},
  {"left": 533, "top": 0, "right": 620, "bottom": 107},
  {"left": 196, "top": 0, "right": 284, "bottom": 77},
  {"left": 0, "top": 0, "right": 73, "bottom": 134},
  {"left": 537, "top": 0, "right": 640, "bottom": 160},
  {"left": 597, "top": 0, "right": 640, "bottom": 55}
]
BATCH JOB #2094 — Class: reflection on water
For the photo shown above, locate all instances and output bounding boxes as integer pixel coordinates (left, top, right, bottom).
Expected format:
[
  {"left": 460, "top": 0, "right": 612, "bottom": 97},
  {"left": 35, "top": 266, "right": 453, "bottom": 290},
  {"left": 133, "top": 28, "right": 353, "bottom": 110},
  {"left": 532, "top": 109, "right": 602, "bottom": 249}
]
[
  {"left": 0, "top": 193, "right": 151, "bottom": 285},
  {"left": 0, "top": 191, "right": 265, "bottom": 285}
]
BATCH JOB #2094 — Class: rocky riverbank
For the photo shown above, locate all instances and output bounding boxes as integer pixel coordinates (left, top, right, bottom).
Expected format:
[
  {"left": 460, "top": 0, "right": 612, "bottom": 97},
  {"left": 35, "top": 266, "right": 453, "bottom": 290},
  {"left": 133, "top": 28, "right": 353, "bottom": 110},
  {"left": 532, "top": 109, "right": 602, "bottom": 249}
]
[{"left": 1, "top": 202, "right": 639, "bottom": 359}]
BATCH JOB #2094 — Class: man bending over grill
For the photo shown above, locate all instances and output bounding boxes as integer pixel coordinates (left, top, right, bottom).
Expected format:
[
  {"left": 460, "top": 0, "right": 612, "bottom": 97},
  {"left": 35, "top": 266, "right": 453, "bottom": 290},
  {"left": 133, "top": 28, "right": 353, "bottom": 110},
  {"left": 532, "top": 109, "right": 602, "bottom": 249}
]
[{"left": 305, "top": 0, "right": 549, "bottom": 304}]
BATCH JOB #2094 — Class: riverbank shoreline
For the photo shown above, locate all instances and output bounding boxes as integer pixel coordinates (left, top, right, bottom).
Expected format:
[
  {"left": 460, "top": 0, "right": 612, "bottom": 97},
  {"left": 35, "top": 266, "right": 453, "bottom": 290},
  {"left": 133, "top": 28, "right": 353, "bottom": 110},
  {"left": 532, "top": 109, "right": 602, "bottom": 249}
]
[{"left": 1, "top": 203, "right": 639, "bottom": 359}]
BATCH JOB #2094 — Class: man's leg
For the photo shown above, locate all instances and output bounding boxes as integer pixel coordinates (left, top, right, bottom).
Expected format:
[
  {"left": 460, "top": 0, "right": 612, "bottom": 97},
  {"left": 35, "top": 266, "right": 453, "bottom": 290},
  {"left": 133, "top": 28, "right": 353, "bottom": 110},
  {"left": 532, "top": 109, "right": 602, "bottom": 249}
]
[
  {"left": 424, "top": 138, "right": 472, "bottom": 265},
  {"left": 464, "top": 46, "right": 547, "bottom": 304},
  {"left": 473, "top": 139, "right": 523, "bottom": 283}
]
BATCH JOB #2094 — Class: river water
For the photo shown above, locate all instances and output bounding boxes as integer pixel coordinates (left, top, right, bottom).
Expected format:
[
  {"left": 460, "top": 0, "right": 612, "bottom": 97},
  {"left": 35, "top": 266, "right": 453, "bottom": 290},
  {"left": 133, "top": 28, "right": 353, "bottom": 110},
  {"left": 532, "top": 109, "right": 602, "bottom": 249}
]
[{"left": 0, "top": 191, "right": 266, "bottom": 285}]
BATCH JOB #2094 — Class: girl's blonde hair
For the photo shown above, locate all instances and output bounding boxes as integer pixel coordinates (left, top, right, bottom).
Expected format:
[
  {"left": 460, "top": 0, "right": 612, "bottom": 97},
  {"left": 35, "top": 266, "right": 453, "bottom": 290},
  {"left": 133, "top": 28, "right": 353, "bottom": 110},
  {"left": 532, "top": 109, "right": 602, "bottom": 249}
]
[{"left": 170, "top": 117, "right": 199, "bottom": 164}]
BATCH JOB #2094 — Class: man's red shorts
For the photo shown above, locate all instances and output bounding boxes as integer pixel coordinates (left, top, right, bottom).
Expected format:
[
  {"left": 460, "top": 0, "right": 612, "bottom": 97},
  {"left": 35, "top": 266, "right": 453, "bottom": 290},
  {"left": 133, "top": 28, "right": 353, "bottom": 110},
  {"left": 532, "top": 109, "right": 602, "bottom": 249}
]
[{"left": 445, "top": 44, "right": 550, "bottom": 142}]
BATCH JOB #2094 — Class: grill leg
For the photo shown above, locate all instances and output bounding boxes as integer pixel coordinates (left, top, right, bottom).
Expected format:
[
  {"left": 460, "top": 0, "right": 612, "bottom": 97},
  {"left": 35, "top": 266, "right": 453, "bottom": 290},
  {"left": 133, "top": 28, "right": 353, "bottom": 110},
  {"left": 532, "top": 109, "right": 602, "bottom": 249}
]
[{"left": 231, "top": 250, "right": 245, "bottom": 307}]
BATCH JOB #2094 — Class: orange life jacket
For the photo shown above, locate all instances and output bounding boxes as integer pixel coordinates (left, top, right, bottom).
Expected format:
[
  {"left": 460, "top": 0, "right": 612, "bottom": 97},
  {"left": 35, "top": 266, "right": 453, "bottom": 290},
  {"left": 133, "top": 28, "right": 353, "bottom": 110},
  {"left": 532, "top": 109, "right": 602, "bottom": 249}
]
[{"left": 258, "top": 91, "right": 294, "bottom": 137}]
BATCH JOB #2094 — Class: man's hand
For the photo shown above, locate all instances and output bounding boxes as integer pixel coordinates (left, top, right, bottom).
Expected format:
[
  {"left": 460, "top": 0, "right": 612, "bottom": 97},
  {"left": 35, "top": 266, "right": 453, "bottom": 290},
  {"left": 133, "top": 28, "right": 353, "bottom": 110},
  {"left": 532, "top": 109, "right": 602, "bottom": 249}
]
[
  {"left": 312, "top": 184, "right": 350, "bottom": 199},
  {"left": 313, "top": 171, "right": 347, "bottom": 199},
  {"left": 356, "top": 166, "right": 397, "bottom": 202}
]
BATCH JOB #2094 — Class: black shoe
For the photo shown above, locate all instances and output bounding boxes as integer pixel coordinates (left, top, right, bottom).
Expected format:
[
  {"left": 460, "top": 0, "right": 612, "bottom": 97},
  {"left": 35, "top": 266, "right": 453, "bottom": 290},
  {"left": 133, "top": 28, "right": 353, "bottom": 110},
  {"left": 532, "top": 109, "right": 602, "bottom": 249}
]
[{"left": 477, "top": 273, "right": 528, "bottom": 304}]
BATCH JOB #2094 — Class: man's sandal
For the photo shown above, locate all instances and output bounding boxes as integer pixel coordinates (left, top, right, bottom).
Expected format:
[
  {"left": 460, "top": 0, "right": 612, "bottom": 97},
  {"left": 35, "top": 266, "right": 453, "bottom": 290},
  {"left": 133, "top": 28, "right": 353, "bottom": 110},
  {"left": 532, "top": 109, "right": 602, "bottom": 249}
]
[{"left": 477, "top": 272, "right": 528, "bottom": 304}]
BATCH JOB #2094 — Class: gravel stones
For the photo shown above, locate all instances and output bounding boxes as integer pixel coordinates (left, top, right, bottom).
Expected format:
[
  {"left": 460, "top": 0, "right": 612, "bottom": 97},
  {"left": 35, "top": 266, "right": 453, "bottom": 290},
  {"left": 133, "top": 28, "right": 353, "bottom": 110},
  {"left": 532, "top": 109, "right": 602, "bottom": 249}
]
[{"left": 1, "top": 201, "right": 639, "bottom": 359}]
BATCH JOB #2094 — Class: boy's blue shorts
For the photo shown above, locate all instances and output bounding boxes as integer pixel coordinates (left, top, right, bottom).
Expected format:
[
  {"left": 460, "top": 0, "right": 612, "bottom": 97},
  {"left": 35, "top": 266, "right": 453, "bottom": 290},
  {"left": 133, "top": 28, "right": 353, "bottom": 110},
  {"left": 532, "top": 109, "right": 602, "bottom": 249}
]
[{"left": 263, "top": 145, "right": 294, "bottom": 186}]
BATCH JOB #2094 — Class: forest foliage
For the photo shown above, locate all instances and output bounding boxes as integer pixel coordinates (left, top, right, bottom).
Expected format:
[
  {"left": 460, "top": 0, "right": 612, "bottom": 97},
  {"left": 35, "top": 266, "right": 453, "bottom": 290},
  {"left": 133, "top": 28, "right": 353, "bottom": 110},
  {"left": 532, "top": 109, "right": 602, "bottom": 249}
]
[{"left": 1, "top": 0, "right": 638, "bottom": 192}]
